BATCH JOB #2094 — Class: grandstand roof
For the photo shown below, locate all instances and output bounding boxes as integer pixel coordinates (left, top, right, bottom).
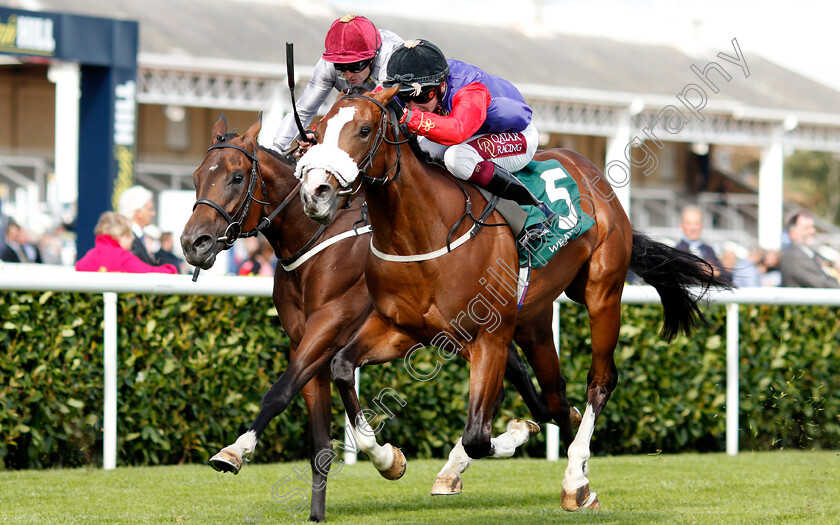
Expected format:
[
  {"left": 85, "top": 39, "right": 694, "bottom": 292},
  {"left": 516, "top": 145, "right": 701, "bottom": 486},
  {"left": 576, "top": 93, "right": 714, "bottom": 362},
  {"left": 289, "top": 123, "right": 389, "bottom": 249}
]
[{"left": 9, "top": 0, "right": 840, "bottom": 117}]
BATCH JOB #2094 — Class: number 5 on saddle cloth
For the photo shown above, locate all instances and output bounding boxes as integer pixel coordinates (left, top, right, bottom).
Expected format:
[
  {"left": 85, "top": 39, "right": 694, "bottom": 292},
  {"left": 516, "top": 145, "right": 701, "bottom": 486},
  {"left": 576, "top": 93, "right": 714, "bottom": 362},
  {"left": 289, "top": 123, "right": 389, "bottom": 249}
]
[{"left": 479, "top": 159, "right": 595, "bottom": 270}]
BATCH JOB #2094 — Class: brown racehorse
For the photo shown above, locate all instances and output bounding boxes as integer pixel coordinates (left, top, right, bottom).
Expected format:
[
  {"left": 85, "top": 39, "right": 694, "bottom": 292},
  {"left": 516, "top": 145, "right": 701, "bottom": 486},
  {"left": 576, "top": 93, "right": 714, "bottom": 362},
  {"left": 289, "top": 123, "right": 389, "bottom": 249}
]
[
  {"left": 296, "top": 86, "right": 729, "bottom": 511},
  {"left": 180, "top": 115, "right": 577, "bottom": 520}
]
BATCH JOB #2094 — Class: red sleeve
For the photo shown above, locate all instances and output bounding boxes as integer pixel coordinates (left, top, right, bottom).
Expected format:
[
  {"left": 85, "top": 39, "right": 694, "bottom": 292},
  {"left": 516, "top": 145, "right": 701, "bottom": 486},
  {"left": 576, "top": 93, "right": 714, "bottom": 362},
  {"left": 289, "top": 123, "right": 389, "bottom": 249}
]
[
  {"left": 404, "top": 82, "right": 490, "bottom": 145},
  {"left": 116, "top": 249, "right": 177, "bottom": 274}
]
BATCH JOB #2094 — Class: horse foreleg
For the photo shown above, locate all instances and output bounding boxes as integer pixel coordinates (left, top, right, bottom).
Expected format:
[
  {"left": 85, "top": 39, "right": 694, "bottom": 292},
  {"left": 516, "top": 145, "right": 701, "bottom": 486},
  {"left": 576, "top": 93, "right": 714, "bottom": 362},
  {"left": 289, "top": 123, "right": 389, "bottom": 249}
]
[
  {"left": 503, "top": 341, "right": 552, "bottom": 423},
  {"left": 432, "top": 374, "right": 539, "bottom": 495},
  {"left": 210, "top": 314, "right": 343, "bottom": 474},
  {"left": 515, "top": 307, "right": 581, "bottom": 451},
  {"left": 460, "top": 336, "right": 510, "bottom": 460},
  {"left": 303, "top": 367, "right": 334, "bottom": 522},
  {"left": 331, "top": 314, "right": 416, "bottom": 480}
]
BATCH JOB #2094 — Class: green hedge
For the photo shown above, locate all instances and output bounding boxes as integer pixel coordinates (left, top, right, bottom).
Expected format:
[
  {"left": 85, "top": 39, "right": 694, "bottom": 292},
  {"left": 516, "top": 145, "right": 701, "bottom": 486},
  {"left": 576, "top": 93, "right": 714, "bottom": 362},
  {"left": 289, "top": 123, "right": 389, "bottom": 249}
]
[{"left": 1, "top": 291, "right": 838, "bottom": 469}]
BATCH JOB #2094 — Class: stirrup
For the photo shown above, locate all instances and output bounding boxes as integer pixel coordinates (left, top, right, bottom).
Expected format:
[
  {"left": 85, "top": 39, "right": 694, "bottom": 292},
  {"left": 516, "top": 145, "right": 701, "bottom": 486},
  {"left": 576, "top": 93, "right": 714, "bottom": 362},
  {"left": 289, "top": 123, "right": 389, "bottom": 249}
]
[{"left": 519, "top": 222, "right": 550, "bottom": 248}]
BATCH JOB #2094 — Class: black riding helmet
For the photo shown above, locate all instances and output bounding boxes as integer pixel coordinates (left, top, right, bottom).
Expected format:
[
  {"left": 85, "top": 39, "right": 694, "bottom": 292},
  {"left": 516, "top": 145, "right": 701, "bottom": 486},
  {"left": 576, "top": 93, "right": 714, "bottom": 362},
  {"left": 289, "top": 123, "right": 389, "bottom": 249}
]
[{"left": 384, "top": 39, "right": 450, "bottom": 97}]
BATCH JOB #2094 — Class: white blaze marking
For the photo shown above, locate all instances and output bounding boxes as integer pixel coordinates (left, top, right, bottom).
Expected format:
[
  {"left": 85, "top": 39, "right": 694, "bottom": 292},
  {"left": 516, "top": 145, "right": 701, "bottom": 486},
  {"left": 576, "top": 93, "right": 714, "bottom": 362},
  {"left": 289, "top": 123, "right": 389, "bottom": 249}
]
[
  {"left": 295, "top": 106, "right": 361, "bottom": 189},
  {"left": 323, "top": 106, "right": 357, "bottom": 147},
  {"left": 209, "top": 164, "right": 218, "bottom": 171}
]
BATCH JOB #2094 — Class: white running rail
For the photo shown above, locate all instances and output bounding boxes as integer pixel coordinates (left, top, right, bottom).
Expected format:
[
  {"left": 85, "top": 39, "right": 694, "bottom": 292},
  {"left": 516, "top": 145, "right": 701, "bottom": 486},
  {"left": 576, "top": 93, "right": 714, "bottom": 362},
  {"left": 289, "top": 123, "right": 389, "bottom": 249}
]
[{"left": 2, "top": 264, "right": 839, "bottom": 467}]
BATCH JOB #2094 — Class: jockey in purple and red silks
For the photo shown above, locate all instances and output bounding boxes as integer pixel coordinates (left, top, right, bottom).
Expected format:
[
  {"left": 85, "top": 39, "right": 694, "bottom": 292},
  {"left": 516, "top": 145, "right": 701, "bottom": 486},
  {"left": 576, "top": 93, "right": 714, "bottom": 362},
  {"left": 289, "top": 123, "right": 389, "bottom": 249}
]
[{"left": 384, "top": 39, "right": 554, "bottom": 221}]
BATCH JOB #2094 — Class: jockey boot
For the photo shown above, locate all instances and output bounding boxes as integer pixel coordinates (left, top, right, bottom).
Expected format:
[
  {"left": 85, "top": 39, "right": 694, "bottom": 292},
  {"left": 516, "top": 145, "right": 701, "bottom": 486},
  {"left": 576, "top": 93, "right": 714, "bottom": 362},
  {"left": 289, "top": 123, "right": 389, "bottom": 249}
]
[{"left": 478, "top": 162, "right": 555, "bottom": 222}]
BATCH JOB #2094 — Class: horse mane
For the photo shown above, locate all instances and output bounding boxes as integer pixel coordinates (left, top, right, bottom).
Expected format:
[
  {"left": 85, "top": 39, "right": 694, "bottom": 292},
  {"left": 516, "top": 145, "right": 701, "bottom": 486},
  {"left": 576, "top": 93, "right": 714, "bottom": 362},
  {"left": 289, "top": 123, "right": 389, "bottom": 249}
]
[{"left": 214, "top": 128, "right": 295, "bottom": 168}]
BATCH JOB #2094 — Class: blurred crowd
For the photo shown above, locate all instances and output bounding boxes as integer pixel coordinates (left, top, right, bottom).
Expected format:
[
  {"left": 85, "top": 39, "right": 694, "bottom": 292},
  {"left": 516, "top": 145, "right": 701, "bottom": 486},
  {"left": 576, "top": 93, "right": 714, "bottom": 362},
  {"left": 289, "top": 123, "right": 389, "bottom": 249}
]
[
  {"left": 627, "top": 205, "right": 840, "bottom": 289},
  {"left": 1, "top": 184, "right": 276, "bottom": 277},
  {"left": 1, "top": 192, "right": 837, "bottom": 285}
]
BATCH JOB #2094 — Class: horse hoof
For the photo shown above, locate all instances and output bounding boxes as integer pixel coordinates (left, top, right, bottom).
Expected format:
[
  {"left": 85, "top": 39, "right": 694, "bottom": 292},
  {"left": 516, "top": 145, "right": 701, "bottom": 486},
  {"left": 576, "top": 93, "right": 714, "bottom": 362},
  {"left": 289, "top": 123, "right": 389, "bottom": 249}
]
[
  {"left": 508, "top": 418, "right": 541, "bottom": 437},
  {"left": 209, "top": 448, "right": 242, "bottom": 475},
  {"left": 430, "top": 473, "right": 463, "bottom": 495},
  {"left": 570, "top": 407, "right": 582, "bottom": 429},
  {"left": 561, "top": 483, "right": 599, "bottom": 511},
  {"left": 378, "top": 446, "right": 406, "bottom": 481}
]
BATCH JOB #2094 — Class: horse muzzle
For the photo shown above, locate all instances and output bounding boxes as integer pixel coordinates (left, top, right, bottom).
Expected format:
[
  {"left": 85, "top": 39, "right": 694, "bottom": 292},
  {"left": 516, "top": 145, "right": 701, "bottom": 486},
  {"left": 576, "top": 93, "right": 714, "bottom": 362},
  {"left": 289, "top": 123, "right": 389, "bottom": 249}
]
[
  {"left": 300, "top": 177, "right": 339, "bottom": 225},
  {"left": 180, "top": 230, "right": 221, "bottom": 270}
]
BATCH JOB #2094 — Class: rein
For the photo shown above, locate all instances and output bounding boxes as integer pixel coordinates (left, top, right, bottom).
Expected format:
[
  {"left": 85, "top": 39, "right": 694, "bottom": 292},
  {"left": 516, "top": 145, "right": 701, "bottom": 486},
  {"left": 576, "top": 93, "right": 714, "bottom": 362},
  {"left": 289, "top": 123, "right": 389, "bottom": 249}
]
[
  {"left": 337, "top": 94, "right": 409, "bottom": 197},
  {"left": 332, "top": 94, "right": 506, "bottom": 263},
  {"left": 193, "top": 142, "right": 303, "bottom": 247},
  {"left": 191, "top": 141, "right": 331, "bottom": 275}
]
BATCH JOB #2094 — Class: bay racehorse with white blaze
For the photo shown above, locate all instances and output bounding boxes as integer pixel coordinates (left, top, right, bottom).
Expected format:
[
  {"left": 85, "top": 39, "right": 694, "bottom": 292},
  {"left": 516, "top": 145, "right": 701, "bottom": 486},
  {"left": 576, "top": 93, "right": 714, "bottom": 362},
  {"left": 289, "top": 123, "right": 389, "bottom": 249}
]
[
  {"left": 180, "top": 114, "right": 580, "bottom": 520},
  {"left": 296, "top": 86, "right": 730, "bottom": 511}
]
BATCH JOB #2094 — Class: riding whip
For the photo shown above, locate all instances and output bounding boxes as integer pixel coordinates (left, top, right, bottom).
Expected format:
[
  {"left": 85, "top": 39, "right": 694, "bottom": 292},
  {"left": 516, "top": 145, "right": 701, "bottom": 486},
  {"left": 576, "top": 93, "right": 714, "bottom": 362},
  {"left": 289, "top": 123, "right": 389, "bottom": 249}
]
[{"left": 286, "top": 42, "right": 316, "bottom": 144}]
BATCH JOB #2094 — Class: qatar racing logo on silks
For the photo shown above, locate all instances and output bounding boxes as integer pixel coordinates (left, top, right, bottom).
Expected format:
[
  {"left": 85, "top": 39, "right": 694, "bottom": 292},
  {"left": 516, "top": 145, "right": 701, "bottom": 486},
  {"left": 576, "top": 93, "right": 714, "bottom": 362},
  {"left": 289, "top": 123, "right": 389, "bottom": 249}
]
[{"left": 468, "top": 132, "right": 527, "bottom": 159}]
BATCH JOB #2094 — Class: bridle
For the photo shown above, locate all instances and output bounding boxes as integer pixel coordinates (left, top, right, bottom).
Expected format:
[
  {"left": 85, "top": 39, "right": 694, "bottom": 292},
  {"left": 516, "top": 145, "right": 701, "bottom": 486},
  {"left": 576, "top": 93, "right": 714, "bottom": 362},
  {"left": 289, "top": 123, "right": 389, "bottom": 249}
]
[
  {"left": 335, "top": 94, "right": 409, "bottom": 197},
  {"left": 192, "top": 141, "right": 299, "bottom": 247}
]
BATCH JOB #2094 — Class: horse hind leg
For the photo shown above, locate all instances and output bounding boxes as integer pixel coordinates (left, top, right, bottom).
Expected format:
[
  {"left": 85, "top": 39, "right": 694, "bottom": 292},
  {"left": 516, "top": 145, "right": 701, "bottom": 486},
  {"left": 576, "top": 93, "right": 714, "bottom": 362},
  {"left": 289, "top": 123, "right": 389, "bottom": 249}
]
[{"left": 560, "top": 292, "right": 621, "bottom": 512}]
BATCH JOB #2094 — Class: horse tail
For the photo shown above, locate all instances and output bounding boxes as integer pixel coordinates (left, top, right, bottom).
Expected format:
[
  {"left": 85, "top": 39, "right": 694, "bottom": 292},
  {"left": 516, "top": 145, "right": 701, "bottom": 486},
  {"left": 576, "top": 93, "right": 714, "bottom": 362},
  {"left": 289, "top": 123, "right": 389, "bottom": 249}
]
[{"left": 629, "top": 231, "right": 733, "bottom": 341}]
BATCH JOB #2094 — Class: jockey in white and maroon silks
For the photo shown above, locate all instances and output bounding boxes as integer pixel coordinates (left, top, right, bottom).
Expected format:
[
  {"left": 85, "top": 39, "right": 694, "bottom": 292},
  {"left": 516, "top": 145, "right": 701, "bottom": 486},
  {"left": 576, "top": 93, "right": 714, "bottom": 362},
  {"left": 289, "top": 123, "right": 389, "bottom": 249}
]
[
  {"left": 273, "top": 14, "right": 403, "bottom": 156},
  {"left": 385, "top": 39, "right": 554, "bottom": 221}
]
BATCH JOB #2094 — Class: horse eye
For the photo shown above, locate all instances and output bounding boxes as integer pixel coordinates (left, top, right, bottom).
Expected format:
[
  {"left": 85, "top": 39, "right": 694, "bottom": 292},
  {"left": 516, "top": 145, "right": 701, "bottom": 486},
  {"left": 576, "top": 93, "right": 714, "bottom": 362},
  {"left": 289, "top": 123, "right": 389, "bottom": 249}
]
[
  {"left": 232, "top": 172, "right": 244, "bottom": 184},
  {"left": 359, "top": 126, "right": 372, "bottom": 139}
]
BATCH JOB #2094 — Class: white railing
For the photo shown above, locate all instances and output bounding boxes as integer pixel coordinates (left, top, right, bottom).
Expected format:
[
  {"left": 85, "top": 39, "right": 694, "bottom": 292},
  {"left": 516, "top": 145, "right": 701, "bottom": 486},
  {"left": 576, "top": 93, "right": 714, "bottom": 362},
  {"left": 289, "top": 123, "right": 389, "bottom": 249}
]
[{"left": 2, "top": 265, "right": 840, "bottom": 467}]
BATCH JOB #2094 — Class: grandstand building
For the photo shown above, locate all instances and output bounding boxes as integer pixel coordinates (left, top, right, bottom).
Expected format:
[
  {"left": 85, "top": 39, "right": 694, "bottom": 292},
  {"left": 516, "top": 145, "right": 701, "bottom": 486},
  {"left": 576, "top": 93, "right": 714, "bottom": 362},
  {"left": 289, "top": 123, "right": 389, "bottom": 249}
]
[{"left": 2, "top": 0, "right": 840, "bottom": 258}]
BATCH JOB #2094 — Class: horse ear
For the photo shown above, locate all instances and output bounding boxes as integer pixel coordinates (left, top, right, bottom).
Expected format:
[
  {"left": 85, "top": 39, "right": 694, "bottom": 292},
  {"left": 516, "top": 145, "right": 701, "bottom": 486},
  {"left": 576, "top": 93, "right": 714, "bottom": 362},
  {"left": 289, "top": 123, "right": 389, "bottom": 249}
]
[
  {"left": 373, "top": 85, "right": 400, "bottom": 106},
  {"left": 211, "top": 113, "right": 229, "bottom": 144},
  {"left": 244, "top": 112, "right": 263, "bottom": 144}
]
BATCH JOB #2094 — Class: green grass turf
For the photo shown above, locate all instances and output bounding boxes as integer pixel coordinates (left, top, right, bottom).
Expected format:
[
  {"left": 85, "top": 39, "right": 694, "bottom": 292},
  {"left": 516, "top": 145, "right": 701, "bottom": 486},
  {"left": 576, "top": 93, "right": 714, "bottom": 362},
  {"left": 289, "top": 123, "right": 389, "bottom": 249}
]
[{"left": 1, "top": 451, "right": 838, "bottom": 524}]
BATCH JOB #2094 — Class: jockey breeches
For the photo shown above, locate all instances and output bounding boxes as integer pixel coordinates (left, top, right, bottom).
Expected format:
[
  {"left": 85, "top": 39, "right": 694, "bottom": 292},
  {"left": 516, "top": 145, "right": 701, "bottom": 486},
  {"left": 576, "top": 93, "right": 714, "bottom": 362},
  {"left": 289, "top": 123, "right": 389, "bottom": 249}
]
[{"left": 416, "top": 122, "right": 539, "bottom": 181}]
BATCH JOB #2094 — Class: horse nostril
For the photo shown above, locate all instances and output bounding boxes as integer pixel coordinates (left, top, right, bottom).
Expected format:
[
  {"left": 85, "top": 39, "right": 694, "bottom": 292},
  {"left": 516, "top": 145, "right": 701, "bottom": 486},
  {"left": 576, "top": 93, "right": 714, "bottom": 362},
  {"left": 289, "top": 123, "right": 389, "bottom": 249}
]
[
  {"left": 193, "top": 234, "right": 213, "bottom": 251},
  {"left": 315, "top": 184, "right": 332, "bottom": 199}
]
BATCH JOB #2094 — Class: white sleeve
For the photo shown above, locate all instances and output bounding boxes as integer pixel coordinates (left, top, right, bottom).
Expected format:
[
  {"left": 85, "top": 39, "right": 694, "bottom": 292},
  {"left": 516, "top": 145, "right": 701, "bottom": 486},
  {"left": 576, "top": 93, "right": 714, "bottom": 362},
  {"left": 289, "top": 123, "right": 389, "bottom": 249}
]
[
  {"left": 371, "top": 29, "right": 404, "bottom": 86},
  {"left": 273, "top": 59, "right": 339, "bottom": 151}
]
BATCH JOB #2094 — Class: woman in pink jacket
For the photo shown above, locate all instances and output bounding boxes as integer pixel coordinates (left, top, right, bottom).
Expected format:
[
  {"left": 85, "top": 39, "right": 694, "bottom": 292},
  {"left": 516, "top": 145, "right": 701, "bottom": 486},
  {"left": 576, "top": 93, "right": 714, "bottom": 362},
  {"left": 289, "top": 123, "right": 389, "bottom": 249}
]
[{"left": 75, "top": 212, "right": 177, "bottom": 274}]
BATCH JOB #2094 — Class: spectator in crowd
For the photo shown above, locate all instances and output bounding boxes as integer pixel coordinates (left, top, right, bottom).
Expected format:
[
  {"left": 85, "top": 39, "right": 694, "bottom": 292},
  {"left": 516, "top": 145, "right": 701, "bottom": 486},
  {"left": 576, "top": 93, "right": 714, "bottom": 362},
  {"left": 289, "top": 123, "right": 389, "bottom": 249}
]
[
  {"left": 272, "top": 14, "right": 403, "bottom": 157},
  {"left": 675, "top": 205, "right": 732, "bottom": 281},
  {"left": 155, "top": 231, "right": 186, "bottom": 273},
  {"left": 237, "top": 235, "right": 276, "bottom": 277},
  {"left": 76, "top": 212, "right": 177, "bottom": 274},
  {"left": 38, "top": 228, "right": 64, "bottom": 265},
  {"left": 1, "top": 219, "right": 29, "bottom": 263},
  {"left": 759, "top": 248, "right": 782, "bottom": 287},
  {"left": 117, "top": 185, "right": 158, "bottom": 266},
  {"left": 20, "top": 227, "right": 42, "bottom": 263},
  {"left": 780, "top": 210, "right": 840, "bottom": 288},
  {"left": 720, "top": 243, "right": 761, "bottom": 287}
]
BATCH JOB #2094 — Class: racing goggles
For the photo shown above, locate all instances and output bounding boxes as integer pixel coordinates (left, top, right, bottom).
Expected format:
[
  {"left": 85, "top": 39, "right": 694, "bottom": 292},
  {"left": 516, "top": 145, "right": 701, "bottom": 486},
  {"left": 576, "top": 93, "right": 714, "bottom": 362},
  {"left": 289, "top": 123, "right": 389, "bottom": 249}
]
[
  {"left": 334, "top": 59, "right": 373, "bottom": 73},
  {"left": 397, "top": 86, "right": 438, "bottom": 105}
]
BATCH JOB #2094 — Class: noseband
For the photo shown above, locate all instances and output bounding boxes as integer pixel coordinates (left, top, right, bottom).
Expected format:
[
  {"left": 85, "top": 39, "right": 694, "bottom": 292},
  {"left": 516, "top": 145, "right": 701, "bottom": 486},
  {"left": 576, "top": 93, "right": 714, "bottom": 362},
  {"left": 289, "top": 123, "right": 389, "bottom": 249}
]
[
  {"left": 193, "top": 142, "right": 298, "bottom": 247},
  {"left": 336, "top": 94, "right": 408, "bottom": 197}
]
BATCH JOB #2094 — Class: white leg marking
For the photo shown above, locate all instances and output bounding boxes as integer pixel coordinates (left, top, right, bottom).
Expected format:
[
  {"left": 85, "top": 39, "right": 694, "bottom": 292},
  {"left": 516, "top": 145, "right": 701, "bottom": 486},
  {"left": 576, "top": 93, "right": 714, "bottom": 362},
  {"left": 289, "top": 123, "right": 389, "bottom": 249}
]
[
  {"left": 436, "top": 438, "right": 472, "bottom": 478},
  {"left": 491, "top": 419, "right": 533, "bottom": 458},
  {"left": 563, "top": 403, "right": 597, "bottom": 493},
  {"left": 352, "top": 413, "right": 394, "bottom": 471},
  {"left": 229, "top": 430, "right": 258, "bottom": 460}
]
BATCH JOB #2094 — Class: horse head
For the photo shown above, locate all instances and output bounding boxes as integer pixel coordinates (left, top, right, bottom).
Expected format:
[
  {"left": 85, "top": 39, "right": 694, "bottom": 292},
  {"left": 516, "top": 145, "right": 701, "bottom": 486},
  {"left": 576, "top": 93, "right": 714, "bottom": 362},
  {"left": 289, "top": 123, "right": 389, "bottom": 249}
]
[
  {"left": 181, "top": 113, "right": 273, "bottom": 269},
  {"left": 297, "top": 85, "right": 401, "bottom": 225}
]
